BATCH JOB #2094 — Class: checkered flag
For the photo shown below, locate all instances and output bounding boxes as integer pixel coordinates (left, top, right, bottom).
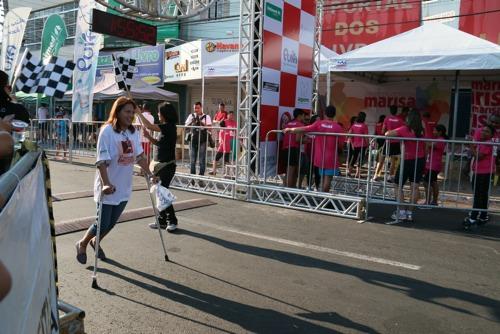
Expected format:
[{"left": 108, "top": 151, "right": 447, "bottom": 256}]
[
  {"left": 113, "top": 55, "right": 136, "bottom": 91},
  {"left": 15, "top": 50, "right": 75, "bottom": 99}
]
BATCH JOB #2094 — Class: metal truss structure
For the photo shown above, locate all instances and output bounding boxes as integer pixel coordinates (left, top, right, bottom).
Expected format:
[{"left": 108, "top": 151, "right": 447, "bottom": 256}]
[
  {"left": 168, "top": 1, "right": 365, "bottom": 219},
  {"left": 249, "top": 184, "right": 365, "bottom": 219},
  {"left": 312, "top": 0, "right": 324, "bottom": 115},
  {"left": 171, "top": 173, "right": 236, "bottom": 199},
  {"left": 235, "top": 0, "right": 263, "bottom": 186},
  {"left": 95, "top": 0, "right": 217, "bottom": 21}
]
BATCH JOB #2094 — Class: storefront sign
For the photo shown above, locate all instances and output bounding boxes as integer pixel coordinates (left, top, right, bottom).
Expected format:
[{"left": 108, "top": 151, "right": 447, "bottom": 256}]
[
  {"left": 164, "top": 41, "right": 201, "bottom": 82},
  {"left": 202, "top": 39, "right": 240, "bottom": 66}
]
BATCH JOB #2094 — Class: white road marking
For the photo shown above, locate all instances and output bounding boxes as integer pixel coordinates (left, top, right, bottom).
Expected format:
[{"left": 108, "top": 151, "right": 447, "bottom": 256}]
[{"left": 186, "top": 219, "right": 422, "bottom": 271}]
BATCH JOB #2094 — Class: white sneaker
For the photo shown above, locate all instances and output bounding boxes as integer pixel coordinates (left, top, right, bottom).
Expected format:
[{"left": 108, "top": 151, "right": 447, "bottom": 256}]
[
  {"left": 166, "top": 224, "right": 177, "bottom": 232},
  {"left": 406, "top": 212, "right": 413, "bottom": 222},
  {"left": 391, "top": 210, "right": 407, "bottom": 220}
]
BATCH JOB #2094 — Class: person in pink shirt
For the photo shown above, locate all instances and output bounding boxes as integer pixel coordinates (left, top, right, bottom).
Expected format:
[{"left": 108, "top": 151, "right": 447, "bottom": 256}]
[
  {"left": 347, "top": 111, "right": 369, "bottom": 178},
  {"left": 422, "top": 111, "right": 437, "bottom": 139},
  {"left": 209, "top": 111, "right": 235, "bottom": 176},
  {"left": 281, "top": 108, "right": 306, "bottom": 187},
  {"left": 464, "top": 124, "right": 496, "bottom": 229},
  {"left": 385, "top": 109, "right": 425, "bottom": 222},
  {"left": 298, "top": 112, "right": 313, "bottom": 188},
  {"left": 484, "top": 114, "right": 500, "bottom": 187},
  {"left": 422, "top": 124, "right": 448, "bottom": 206},
  {"left": 374, "top": 115, "right": 386, "bottom": 149},
  {"left": 213, "top": 103, "right": 228, "bottom": 123},
  {"left": 374, "top": 105, "right": 405, "bottom": 180},
  {"left": 283, "top": 106, "right": 345, "bottom": 192}
]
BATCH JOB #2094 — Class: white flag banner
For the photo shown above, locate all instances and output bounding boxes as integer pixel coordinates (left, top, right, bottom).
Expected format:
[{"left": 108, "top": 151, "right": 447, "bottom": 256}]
[
  {"left": 0, "top": 1, "right": 5, "bottom": 40},
  {"left": 0, "top": 157, "right": 59, "bottom": 334},
  {"left": 0, "top": 7, "right": 31, "bottom": 78},
  {"left": 72, "top": 0, "right": 103, "bottom": 122}
]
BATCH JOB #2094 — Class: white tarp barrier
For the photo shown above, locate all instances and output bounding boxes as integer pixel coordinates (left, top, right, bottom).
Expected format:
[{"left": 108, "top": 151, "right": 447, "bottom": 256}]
[{"left": 0, "top": 157, "right": 59, "bottom": 334}]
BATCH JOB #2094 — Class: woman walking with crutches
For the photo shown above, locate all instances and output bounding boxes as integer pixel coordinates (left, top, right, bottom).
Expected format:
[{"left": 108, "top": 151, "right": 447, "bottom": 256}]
[
  {"left": 135, "top": 102, "right": 179, "bottom": 232},
  {"left": 75, "top": 97, "right": 154, "bottom": 265}
]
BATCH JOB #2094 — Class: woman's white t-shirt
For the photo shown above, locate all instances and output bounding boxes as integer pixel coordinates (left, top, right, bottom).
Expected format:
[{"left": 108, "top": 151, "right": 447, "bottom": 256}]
[{"left": 93, "top": 124, "right": 143, "bottom": 205}]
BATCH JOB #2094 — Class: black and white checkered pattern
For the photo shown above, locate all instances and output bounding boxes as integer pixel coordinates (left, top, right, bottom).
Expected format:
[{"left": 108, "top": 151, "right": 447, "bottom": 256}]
[
  {"left": 113, "top": 55, "right": 136, "bottom": 91},
  {"left": 16, "top": 50, "right": 75, "bottom": 99}
]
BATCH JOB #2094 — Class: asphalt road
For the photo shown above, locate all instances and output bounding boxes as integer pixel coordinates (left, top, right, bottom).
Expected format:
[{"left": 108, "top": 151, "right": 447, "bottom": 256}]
[{"left": 50, "top": 161, "right": 500, "bottom": 334}]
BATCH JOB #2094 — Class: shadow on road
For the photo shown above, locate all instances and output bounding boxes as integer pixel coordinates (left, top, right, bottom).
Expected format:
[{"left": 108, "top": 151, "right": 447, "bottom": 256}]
[
  {"left": 89, "top": 260, "right": 343, "bottom": 333},
  {"left": 179, "top": 229, "right": 500, "bottom": 323},
  {"left": 367, "top": 204, "right": 500, "bottom": 241}
]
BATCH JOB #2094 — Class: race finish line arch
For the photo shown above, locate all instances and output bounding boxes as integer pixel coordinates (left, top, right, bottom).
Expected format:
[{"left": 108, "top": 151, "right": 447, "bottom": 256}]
[{"left": 134, "top": 0, "right": 364, "bottom": 219}]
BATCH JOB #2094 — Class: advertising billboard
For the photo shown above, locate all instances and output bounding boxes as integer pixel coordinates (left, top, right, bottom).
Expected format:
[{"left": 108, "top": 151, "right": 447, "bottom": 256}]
[
  {"left": 202, "top": 39, "right": 240, "bottom": 65},
  {"left": 322, "top": 0, "right": 421, "bottom": 54},
  {"left": 459, "top": 0, "right": 500, "bottom": 45},
  {"left": 98, "top": 44, "right": 165, "bottom": 86},
  {"left": 164, "top": 40, "right": 202, "bottom": 82},
  {"left": 470, "top": 81, "right": 500, "bottom": 136},
  {"left": 260, "top": 0, "right": 317, "bottom": 175}
]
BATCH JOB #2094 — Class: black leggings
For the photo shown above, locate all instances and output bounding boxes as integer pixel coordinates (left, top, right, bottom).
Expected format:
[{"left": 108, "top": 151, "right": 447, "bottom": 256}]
[
  {"left": 155, "top": 163, "right": 177, "bottom": 225},
  {"left": 470, "top": 173, "right": 492, "bottom": 220}
]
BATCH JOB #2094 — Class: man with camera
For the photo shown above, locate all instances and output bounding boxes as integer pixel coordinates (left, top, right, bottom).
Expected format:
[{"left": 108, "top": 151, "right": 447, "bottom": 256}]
[{"left": 185, "top": 102, "right": 212, "bottom": 176}]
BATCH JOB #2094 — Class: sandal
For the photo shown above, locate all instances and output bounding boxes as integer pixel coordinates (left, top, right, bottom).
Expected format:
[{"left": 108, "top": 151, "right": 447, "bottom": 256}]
[
  {"left": 75, "top": 242, "right": 87, "bottom": 264},
  {"left": 90, "top": 239, "right": 107, "bottom": 261}
]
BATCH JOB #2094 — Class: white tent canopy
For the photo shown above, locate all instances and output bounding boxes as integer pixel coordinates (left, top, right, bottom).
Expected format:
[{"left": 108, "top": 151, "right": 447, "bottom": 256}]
[
  {"left": 97, "top": 80, "right": 178, "bottom": 101},
  {"left": 329, "top": 23, "right": 500, "bottom": 73},
  {"left": 65, "top": 72, "right": 178, "bottom": 101},
  {"left": 319, "top": 46, "right": 338, "bottom": 74},
  {"left": 326, "top": 23, "right": 500, "bottom": 139}
]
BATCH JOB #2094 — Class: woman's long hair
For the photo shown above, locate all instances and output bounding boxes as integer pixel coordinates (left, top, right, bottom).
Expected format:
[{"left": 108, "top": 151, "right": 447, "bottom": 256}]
[
  {"left": 158, "top": 102, "right": 178, "bottom": 125},
  {"left": 0, "top": 70, "right": 11, "bottom": 105},
  {"left": 435, "top": 124, "right": 449, "bottom": 139},
  {"left": 407, "top": 109, "right": 424, "bottom": 138},
  {"left": 356, "top": 111, "right": 366, "bottom": 123},
  {"left": 105, "top": 97, "right": 136, "bottom": 133}
]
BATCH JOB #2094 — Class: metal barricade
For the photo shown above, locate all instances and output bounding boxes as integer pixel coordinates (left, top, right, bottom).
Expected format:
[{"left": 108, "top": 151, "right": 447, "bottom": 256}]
[
  {"left": 257, "top": 128, "right": 499, "bottom": 222},
  {"left": 256, "top": 130, "right": 366, "bottom": 218},
  {"left": 28, "top": 119, "right": 72, "bottom": 160},
  {"left": 367, "top": 136, "right": 499, "bottom": 224},
  {"left": 171, "top": 125, "right": 237, "bottom": 197},
  {"left": 70, "top": 121, "right": 103, "bottom": 160},
  {"left": 29, "top": 117, "right": 499, "bottom": 223}
]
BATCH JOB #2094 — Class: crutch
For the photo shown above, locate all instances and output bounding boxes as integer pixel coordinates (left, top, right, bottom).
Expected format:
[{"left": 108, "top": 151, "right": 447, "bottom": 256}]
[
  {"left": 112, "top": 58, "right": 168, "bottom": 261},
  {"left": 91, "top": 190, "right": 104, "bottom": 289},
  {"left": 145, "top": 175, "right": 169, "bottom": 262}
]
